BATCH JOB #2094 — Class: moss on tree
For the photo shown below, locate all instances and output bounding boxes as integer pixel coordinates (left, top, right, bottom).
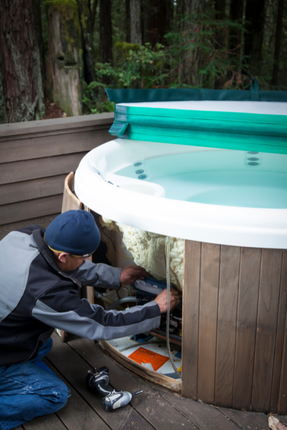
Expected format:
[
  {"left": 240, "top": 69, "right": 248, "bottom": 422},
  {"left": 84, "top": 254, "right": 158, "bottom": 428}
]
[
  {"left": 114, "top": 42, "right": 140, "bottom": 65},
  {"left": 45, "top": 0, "right": 83, "bottom": 115}
]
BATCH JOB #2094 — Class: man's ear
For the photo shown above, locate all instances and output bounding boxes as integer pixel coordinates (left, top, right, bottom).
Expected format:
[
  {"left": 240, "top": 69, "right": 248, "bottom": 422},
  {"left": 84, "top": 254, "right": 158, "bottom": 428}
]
[{"left": 57, "top": 252, "right": 69, "bottom": 263}]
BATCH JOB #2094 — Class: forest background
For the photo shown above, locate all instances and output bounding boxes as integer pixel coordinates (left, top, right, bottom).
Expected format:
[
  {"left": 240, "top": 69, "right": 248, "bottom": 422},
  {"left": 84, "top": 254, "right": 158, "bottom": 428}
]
[{"left": 0, "top": 0, "right": 286, "bottom": 124}]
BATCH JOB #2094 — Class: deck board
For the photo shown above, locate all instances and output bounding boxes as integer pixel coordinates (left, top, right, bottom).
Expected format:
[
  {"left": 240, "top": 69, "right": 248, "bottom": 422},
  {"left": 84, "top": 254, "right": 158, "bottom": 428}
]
[
  {"left": 48, "top": 334, "right": 155, "bottom": 430},
  {"left": 64, "top": 335, "right": 193, "bottom": 430},
  {"left": 23, "top": 413, "right": 66, "bottom": 430},
  {"left": 16, "top": 332, "right": 286, "bottom": 430}
]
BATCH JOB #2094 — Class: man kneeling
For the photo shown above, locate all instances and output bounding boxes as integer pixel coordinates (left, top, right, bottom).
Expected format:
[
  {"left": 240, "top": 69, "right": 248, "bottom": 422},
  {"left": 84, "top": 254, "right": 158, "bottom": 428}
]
[{"left": 0, "top": 210, "right": 179, "bottom": 429}]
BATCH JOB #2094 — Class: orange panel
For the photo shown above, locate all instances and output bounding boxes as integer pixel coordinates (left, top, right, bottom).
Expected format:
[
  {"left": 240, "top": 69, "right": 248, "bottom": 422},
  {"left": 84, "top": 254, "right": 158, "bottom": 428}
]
[{"left": 128, "top": 347, "right": 169, "bottom": 371}]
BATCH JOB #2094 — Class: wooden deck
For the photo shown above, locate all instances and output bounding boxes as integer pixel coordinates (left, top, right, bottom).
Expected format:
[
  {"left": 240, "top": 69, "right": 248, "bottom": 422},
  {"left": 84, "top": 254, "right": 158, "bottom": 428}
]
[{"left": 12, "top": 332, "right": 287, "bottom": 430}]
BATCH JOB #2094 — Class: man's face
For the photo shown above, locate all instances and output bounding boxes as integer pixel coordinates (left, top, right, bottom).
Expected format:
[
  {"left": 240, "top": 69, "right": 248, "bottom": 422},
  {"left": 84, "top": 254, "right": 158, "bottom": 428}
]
[
  {"left": 55, "top": 253, "right": 89, "bottom": 272},
  {"left": 64, "top": 255, "right": 89, "bottom": 272}
]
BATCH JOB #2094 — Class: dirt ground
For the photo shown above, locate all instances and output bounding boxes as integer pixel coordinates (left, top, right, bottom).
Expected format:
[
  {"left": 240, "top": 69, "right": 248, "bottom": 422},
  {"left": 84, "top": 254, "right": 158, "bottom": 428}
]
[{"left": 42, "top": 99, "right": 66, "bottom": 119}]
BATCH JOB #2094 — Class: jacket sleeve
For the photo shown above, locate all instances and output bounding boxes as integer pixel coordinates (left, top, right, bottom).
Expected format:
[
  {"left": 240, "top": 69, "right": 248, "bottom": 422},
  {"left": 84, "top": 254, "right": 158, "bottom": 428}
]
[
  {"left": 31, "top": 281, "right": 161, "bottom": 341},
  {"left": 71, "top": 260, "right": 122, "bottom": 290}
]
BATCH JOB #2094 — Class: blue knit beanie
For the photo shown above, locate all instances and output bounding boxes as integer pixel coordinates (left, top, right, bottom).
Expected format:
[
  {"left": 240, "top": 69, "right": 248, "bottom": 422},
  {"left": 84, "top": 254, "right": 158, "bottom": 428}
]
[{"left": 45, "top": 210, "right": 100, "bottom": 257}]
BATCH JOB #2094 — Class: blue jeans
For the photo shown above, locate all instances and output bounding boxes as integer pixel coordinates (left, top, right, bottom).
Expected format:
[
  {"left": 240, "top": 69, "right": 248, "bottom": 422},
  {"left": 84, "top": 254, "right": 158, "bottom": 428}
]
[{"left": 0, "top": 338, "right": 70, "bottom": 430}]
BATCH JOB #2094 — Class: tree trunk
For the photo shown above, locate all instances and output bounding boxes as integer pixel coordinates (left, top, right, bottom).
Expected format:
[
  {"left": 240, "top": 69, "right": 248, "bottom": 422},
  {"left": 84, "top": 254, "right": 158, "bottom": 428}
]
[
  {"left": 45, "top": 0, "right": 82, "bottom": 116},
  {"left": 178, "top": 0, "right": 204, "bottom": 87},
  {"left": 229, "top": 0, "right": 244, "bottom": 54},
  {"left": 142, "top": 0, "right": 174, "bottom": 46},
  {"left": 126, "top": 0, "right": 131, "bottom": 43},
  {"left": 215, "top": 0, "right": 225, "bottom": 20},
  {"left": 213, "top": 0, "right": 226, "bottom": 88},
  {"left": 99, "top": 0, "right": 113, "bottom": 63},
  {"left": 32, "top": 0, "right": 46, "bottom": 89},
  {"left": 130, "top": 0, "right": 142, "bottom": 45},
  {"left": 271, "top": 0, "right": 284, "bottom": 85},
  {"left": 0, "top": 48, "right": 7, "bottom": 124},
  {"left": 88, "top": 0, "right": 98, "bottom": 35},
  {"left": 244, "top": 0, "right": 265, "bottom": 75},
  {"left": 77, "top": 0, "right": 95, "bottom": 83},
  {"left": 0, "top": 0, "right": 45, "bottom": 123}
]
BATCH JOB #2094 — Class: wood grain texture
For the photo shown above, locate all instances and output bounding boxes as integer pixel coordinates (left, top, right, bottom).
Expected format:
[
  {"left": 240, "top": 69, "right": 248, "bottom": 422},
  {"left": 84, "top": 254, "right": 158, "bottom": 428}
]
[
  {"left": 44, "top": 357, "right": 110, "bottom": 430},
  {"left": 252, "top": 249, "right": 283, "bottom": 412},
  {"left": 162, "top": 392, "right": 243, "bottom": 430},
  {"left": 0, "top": 113, "right": 114, "bottom": 246},
  {"left": 197, "top": 242, "right": 220, "bottom": 404},
  {"left": 61, "top": 171, "right": 83, "bottom": 213},
  {"left": 48, "top": 334, "right": 155, "bottom": 430},
  {"left": 1, "top": 195, "right": 63, "bottom": 225},
  {"left": 270, "top": 250, "right": 287, "bottom": 411},
  {"left": 0, "top": 128, "right": 111, "bottom": 164},
  {"left": 65, "top": 336, "right": 194, "bottom": 430},
  {"left": 181, "top": 240, "right": 201, "bottom": 399},
  {"left": 0, "top": 153, "right": 86, "bottom": 185},
  {"left": 0, "top": 112, "right": 114, "bottom": 139},
  {"left": 0, "top": 215, "right": 58, "bottom": 240},
  {"left": 218, "top": 407, "right": 270, "bottom": 430},
  {"left": 0, "top": 175, "right": 66, "bottom": 205},
  {"left": 233, "top": 247, "right": 261, "bottom": 410},
  {"left": 277, "top": 250, "right": 287, "bottom": 414},
  {"left": 22, "top": 413, "right": 67, "bottom": 430},
  {"left": 100, "top": 340, "right": 181, "bottom": 393},
  {"left": 215, "top": 245, "right": 240, "bottom": 407},
  {"left": 19, "top": 331, "right": 287, "bottom": 429}
]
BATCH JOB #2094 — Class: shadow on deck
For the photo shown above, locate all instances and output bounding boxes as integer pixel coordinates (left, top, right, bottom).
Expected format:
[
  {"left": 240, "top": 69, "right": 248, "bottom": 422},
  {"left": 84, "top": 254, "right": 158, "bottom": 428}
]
[{"left": 14, "top": 332, "right": 287, "bottom": 430}]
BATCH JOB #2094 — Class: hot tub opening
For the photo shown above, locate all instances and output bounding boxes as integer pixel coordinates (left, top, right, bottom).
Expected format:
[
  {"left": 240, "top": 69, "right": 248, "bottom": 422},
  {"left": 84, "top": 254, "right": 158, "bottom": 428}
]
[{"left": 115, "top": 149, "right": 287, "bottom": 209}]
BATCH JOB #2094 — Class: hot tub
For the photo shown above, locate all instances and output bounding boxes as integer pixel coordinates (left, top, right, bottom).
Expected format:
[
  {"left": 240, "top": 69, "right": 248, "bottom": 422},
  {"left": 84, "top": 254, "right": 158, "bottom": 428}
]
[{"left": 75, "top": 98, "right": 287, "bottom": 413}]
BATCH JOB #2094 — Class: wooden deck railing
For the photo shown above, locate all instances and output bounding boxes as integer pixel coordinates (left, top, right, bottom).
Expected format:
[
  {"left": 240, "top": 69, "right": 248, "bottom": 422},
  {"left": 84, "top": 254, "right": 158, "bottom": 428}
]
[{"left": 0, "top": 113, "right": 114, "bottom": 239}]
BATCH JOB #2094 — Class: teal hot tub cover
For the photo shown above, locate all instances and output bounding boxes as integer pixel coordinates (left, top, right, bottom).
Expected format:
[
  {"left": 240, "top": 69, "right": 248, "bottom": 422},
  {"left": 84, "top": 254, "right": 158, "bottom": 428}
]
[{"left": 106, "top": 82, "right": 287, "bottom": 154}]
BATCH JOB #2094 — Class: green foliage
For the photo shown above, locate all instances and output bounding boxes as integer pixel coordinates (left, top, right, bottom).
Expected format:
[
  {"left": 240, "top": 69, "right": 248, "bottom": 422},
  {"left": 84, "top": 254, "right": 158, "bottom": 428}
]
[
  {"left": 45, "top": 0, "right": 78, "bottom": 13},
  {"left": 114, "top": 42, "right": 140, "bottom": 65},
  {"left": 82, "top": 43, "right": 169, "bottom": 113},
  {"left": 99, "top": 43, "right": 168, "bottom": 89},
  {"left": 165, "top": 11, "right": 248, "bottom": 90},
  {"left": 81, "top": 80, "right": 115, "bottom": 114},
  {"left": 79, "top": 0, "right": 287, "bottom": 114},
  {"left": 117, "top": 43, "right": 168, "bottom": 89}
]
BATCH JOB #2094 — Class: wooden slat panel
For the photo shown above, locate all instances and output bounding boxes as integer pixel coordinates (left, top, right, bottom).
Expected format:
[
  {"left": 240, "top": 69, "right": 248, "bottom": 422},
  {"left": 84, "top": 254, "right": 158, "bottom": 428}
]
[
  {"left": 0, "top": 215, "right": 58, "bottom": 240},
  {"left": 252, "top": 249, "right": 283, "bottom": 411},
  {"left": 277, "top": 250, "right": 287, "bottom": 414},
  {"left": 270, "top": 249, "right": 287, "bottom": 411},
  {"left": 0, "top": 152, "right": 85, "bottom": 185},
  {"left": 61, "top": 172, "right": 82, "bottom": 213},
  {"left": 0, "top": 195, "right": 62, "bottom": 225},
  {"left": 233, "top": 248, "right": 261, "bottom": 410},
  {"left": 0, "top": 175, "right": 66, "bottom": 205},
  {"left": 0, "top": 112, "right": 114, "bottom": 139},
  {"left": 197, "top": 242, "right": 220, "bottom": 404},
  {"left": 0, "top": 128, "right": 112, "bottom": 163},
  {"left": 215, "top": 245, "right": 240, "bottom": 407},
  {"left": 181, "top": 240, "right": 201, "bottom": 399}
]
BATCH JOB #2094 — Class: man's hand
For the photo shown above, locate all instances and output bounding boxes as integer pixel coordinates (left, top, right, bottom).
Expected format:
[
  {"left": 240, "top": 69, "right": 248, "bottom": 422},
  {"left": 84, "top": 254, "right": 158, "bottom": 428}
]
[
  {"left": 154, "top": 289, "right": 180, "bottom": 313},
  {"left": 120, "top": 265, "right": 149, "bottom": 285}
]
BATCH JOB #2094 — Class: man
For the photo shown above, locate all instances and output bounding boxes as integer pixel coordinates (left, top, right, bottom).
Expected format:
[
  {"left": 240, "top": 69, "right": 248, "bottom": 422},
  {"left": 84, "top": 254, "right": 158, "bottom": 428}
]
[{"left": 0, "top": 210, "right": 179, "bottom": 429}]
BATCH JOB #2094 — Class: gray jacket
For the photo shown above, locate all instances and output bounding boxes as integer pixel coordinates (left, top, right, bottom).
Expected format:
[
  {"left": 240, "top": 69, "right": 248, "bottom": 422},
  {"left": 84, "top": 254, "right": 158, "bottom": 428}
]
[{"left": 0, "top": 226, "right": 161, "bottom": 366}]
